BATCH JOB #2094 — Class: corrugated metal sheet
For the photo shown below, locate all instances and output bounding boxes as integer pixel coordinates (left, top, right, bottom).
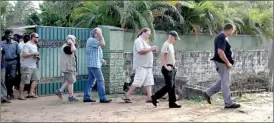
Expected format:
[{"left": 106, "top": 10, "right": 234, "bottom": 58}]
[
  {"left": 36, "top": 26, "right": 91, "bottom": 41},
  {"left": 35, "top": 26, "right": 91, "bottom": 96}
]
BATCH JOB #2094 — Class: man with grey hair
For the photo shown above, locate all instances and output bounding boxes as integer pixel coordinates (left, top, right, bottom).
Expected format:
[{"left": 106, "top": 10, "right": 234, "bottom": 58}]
[
  {"left": 83, "top": 28, "right": 111, "bottom": 103},
  {"left": 55, "top": 35, "right": 79, "bottom": 102}
]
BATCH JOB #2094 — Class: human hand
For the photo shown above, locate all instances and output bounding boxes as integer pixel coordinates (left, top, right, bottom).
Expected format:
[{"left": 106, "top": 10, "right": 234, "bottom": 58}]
[
  {"left": 226, "top": 62, "right": 232, "bottom": 68},
  {"left": 165, "top": 66, "right": 172, "bottom": 71}
]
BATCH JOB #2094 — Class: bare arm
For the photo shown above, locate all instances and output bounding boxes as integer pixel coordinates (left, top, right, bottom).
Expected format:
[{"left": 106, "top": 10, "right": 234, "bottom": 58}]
[
  {"left": 22, "top": 52, "right": 36, "bottom": 57},
  {"left": 218, "top": 49, "right": 230, "bottom": 64},
  {"left": 138, "top": 48, "right": 152, "bottom": 54},
  {"left": 70, "top": 42, "right": 76, "bottom": 52},
  {"left": 160, "top": 52, "right": 168, "bottom": 67}
]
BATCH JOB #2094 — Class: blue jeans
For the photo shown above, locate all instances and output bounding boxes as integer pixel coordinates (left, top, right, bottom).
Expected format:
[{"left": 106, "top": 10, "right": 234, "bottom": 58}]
[{"left": 83, "top": 67, "right": 107, "bottom": 101}]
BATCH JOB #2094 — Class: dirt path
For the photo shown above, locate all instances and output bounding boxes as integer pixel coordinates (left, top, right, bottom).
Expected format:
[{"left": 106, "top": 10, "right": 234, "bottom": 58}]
[{"left": 1, "top": 92, "right": 273, "bottom": 122}]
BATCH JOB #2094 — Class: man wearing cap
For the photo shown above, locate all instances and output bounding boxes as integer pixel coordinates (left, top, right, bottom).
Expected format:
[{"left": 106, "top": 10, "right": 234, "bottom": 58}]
[
  {"left": 151, "top": 31, "right": 181, "bottom": 108},
  {"left": 55, "top": 35, "right": 79, "bottom": 102},
  {"left": 83, "top": 28, "right": 112, "bottom": 103}
]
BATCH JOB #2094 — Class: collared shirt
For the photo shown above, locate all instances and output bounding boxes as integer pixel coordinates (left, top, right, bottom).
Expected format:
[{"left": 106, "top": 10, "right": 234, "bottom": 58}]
[
  {"left": 161, "top": 41, "right": 175, "bottom": 65},
  {"left": 132, "top": 36, "right": 153, "bottom": 71},
  {"left": 86, "top": 37, "right": 103, "bottom": 68},
  {"left": 1, "top": 40, "right": 19, "bottom": 65}
]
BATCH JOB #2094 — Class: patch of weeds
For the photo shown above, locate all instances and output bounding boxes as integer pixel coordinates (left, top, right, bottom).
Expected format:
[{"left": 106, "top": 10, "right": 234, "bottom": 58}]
[{"left": 188, "top": 96, "right": 206, "bottom": 104}]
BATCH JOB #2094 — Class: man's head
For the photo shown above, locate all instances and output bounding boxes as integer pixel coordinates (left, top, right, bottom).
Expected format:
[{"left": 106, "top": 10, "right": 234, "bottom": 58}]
[
  {"left": 23, "top": 34, "right": 30, "bottom": 43},
  {"left": 30, "top": 33, "right": 39, "bottom": 44},
  {"left": 13, "top": 34, "right": 21, "bottom": 42},
  {"left": 137, "top": 28, "right": 151, "bottom": 41},
  {"left": 223, "top": 23, "right": 235, "bottom": 37},
  {"left": 67, "top": 35, "right": 76, "bottom": 44},
  {"left": 168, "top": 31, "right": 180, "bottom": 44},
  {"left": 91, "top": 28, "right": 102, "bottom": 39},
  {"left": 4, "top": 30, "right": 12, "bottom": 41}
]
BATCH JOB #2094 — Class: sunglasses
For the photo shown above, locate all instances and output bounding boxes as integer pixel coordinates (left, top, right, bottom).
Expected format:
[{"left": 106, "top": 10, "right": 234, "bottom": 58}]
[{"left": 35, "top": 37, "right": 39, "bottom": 38}]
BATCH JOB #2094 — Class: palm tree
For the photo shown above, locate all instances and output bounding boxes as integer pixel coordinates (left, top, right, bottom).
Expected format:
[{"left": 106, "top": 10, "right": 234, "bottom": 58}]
[
  {"left": 107, "top": 1, "right": 184, "bottom": 42},
  {"left": 71, "top": 1, "right": 120, "bottom": 28}
]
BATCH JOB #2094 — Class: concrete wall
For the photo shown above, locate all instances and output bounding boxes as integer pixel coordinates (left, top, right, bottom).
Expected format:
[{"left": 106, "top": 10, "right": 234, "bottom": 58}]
[{"left": 100, "top": 25, "right": 270, "bottom": 94}]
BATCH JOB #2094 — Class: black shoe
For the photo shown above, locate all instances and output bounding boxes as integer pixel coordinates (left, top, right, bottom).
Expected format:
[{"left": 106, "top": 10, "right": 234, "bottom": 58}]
[
  {"left": 203, "top": 91, "right": 211, "bottom": 104},
  {"left": 8, "top": 94, "right": 14, "bottom": 99},
  {"left": 225, "top": 103, "right": 241, "bottom": 109},
  {"left": 55, "top": 90, "right": 63, "bottom": 100},
  {"left": 169, "top": 103, "right": 181, "bottom": 108},
  {"left": 151, "top": 95, "right": 157, "bottom": 107},
  {"left": 68, "top": 96, "right": 79, "bottom": 102},
  {"left": 83, "top": 99, "right": 96, "bottom": 102},
  {"left": 100, "top": 99, "right": 112, "bottom": 103},
  {"left": 1, "top": 98, "right": 11, "bottom": 103}
]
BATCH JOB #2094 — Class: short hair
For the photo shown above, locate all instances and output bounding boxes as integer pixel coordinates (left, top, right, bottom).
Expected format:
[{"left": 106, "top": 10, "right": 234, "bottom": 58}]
[
  {"left": 4, "top": 30, "right": 12, "bottom": 35},
  {"left": 137, "top": 28, "right": 151, "bottom": 37},
  {"left": 66, "top": 35, "right": 76, "bottom": 41},
  {"left": 13, "top": 34, "right": 22, "bottom": 39},
  {"left": 30, "top": 32, "right": 37, "bottom": 39},
  {"left": 23, "top": 34, "right": 30, "bottom": 43},
  {"left": 223, "top": 23, "right": 234, "bottom": 31},
  {"left": 91, "top": 28, "right": 100, "bottom": 38}
]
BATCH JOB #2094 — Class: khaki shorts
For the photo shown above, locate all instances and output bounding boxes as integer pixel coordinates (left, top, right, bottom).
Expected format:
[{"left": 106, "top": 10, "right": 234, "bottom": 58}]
[
  {"left": 132, "top": 67, "right": 154, "bottom": 87},
  {"left": 63, "top": 72, "right": 76, "bottom": 84},
  {"left": 21, "top": 67, "right": 40, "bottom": 84}
]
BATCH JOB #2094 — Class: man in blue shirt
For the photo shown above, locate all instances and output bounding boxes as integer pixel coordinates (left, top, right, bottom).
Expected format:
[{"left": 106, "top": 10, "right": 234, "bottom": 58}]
[
  {"left": 1, "top": 40, "right": 11, "bottom": 103},
  {"left": 203, "top": 24, "right": 241, "bottom": 109},
  {"left": 83, "top": 28, "right": 112, "bottom": 103},
  {"left": 1, "top": 30, "right": 20, "bottom": 99}
]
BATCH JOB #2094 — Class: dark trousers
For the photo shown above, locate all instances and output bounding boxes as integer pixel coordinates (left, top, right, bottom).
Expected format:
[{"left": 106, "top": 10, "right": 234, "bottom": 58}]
[
  {"left": 5, "top": 63, "right": 17, "bottom": 96},
  {"left": 154, "top": 65, "right": 176, "bottom": 104}
]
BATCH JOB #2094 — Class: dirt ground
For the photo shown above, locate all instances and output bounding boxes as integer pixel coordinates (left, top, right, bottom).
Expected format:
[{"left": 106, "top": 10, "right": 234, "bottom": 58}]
[{"left": 1, "top": 92, "right": 273, "bottom": 122}]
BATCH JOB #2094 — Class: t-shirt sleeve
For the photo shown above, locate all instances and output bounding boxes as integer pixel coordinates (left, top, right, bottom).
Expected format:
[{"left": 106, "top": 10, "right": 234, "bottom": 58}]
[
  {"left": 22, "top": 44, "right": 30, "bottom": 53},
  {"left": 216, "top": 36, "right": 226, "bottom": 50},
  {"left": 63, "top": 46, "right": 73, "bottom": 55},
  {"left": 135, "top": 40, "right": 145, "bottom": 52},
  {"left": 161, "top": 43, "right": 169, "bottom": 53}
]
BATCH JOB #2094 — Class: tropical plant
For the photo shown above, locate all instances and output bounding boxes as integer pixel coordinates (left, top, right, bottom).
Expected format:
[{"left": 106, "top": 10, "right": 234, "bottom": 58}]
[
  {"left": 107, "top": 1, "right": 184, "bottom": 41},
  {"left": 71, "top": 1, "right": 120, "bottom": 28}
]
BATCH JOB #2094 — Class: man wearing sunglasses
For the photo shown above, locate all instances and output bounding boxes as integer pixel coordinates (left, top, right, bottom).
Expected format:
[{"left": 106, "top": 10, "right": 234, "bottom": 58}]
[{"left": 19, "top": 32, "right": 40, "bottom": 100}]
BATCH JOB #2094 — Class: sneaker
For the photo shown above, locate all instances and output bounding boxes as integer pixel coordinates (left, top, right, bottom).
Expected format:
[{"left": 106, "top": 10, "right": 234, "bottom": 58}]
[
  {"left": 68, "top": 96, "right": 79, "bottom": 102},
  {"left": 83, "top": 99, "right": 96, "bottom": 102},
  {"left": 100, "top": 99, "right": 112, "bottom": 103},
  {"left": 1, "top": 98, "right": 11, "bottom": 103},
  {"left": 169, "top": 103, "right": 182, "bottom": 108},
  {"left": 203, "top": 91, "right": 211, "bottom": 104},
  {"left": 151, "top": 95, "right": 157, "bottom": 107},
  {"left": 225, "top": 103, "right": 241, "bottom": 109},
  {"left": 55, "top": 90, "right": 63, "bottom": 100}
]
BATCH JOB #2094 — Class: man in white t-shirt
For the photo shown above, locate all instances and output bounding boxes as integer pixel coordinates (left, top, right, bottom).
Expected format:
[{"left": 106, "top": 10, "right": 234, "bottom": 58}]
[
  {"left": 123, "top": 28, "right": 157, "bottom": 103},
  {"left": 151, "top": 31, "right": 181, "bottom": 108},
  {"left": 19, "top": 33, "right": 40, "bottom": 100}
]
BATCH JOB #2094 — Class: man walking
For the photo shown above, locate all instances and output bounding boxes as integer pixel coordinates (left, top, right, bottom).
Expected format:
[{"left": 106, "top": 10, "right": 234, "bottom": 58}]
[
  {"left": 203, "top": 23, "right": 241, "bottom": 109},
  {"left": 55, "top": 35, "right": 79, "bottom": 102},
  {"left": 83, "top": 28, "right": 112, "bottom": 103},
  {"left": 19, "top": 33, "right": 40, "bottom": 100},
  {"left": 122, "top": 28, "right": 156, "bottom": 103},
  {"left": 151, "top": 31, "right": 181, "bottom": 108},
  {"left": 1, "top": 30, "right": 20, "bottom": 99}
]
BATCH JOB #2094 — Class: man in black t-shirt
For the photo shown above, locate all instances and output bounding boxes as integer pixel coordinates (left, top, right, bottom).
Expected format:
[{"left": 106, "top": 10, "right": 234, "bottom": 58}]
[{"left": 203, "top": 23, "right": 241, "bottom": 109}]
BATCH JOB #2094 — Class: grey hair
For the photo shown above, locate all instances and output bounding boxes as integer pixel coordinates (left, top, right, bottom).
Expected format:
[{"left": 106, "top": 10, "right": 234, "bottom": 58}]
[
  {"left": 67, "top": 35, "right": 76, "bottom": 41},
  {"left": 90, "top": 28, "right": 100, "bottom": 38}
]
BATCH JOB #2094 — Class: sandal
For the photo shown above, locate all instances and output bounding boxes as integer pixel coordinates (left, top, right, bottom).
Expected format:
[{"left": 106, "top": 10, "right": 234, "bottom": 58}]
[
  {"left": 18, "top": 98, "right": 26, "bottom": 100},
  {"left": 122, "top": 97, "right": 132, "bottom": 103},
  {"left": 26, "top": 95, "right": 38, "bottom": 98}
]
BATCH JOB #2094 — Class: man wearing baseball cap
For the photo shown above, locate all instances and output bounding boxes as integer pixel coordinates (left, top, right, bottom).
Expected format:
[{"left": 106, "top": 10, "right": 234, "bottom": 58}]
[
  {"left": 151, "top": 31, "right": 181, "bottom": 108},
  {"left": 55, "top": 35, "right": 79, "bottom": 102}
]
